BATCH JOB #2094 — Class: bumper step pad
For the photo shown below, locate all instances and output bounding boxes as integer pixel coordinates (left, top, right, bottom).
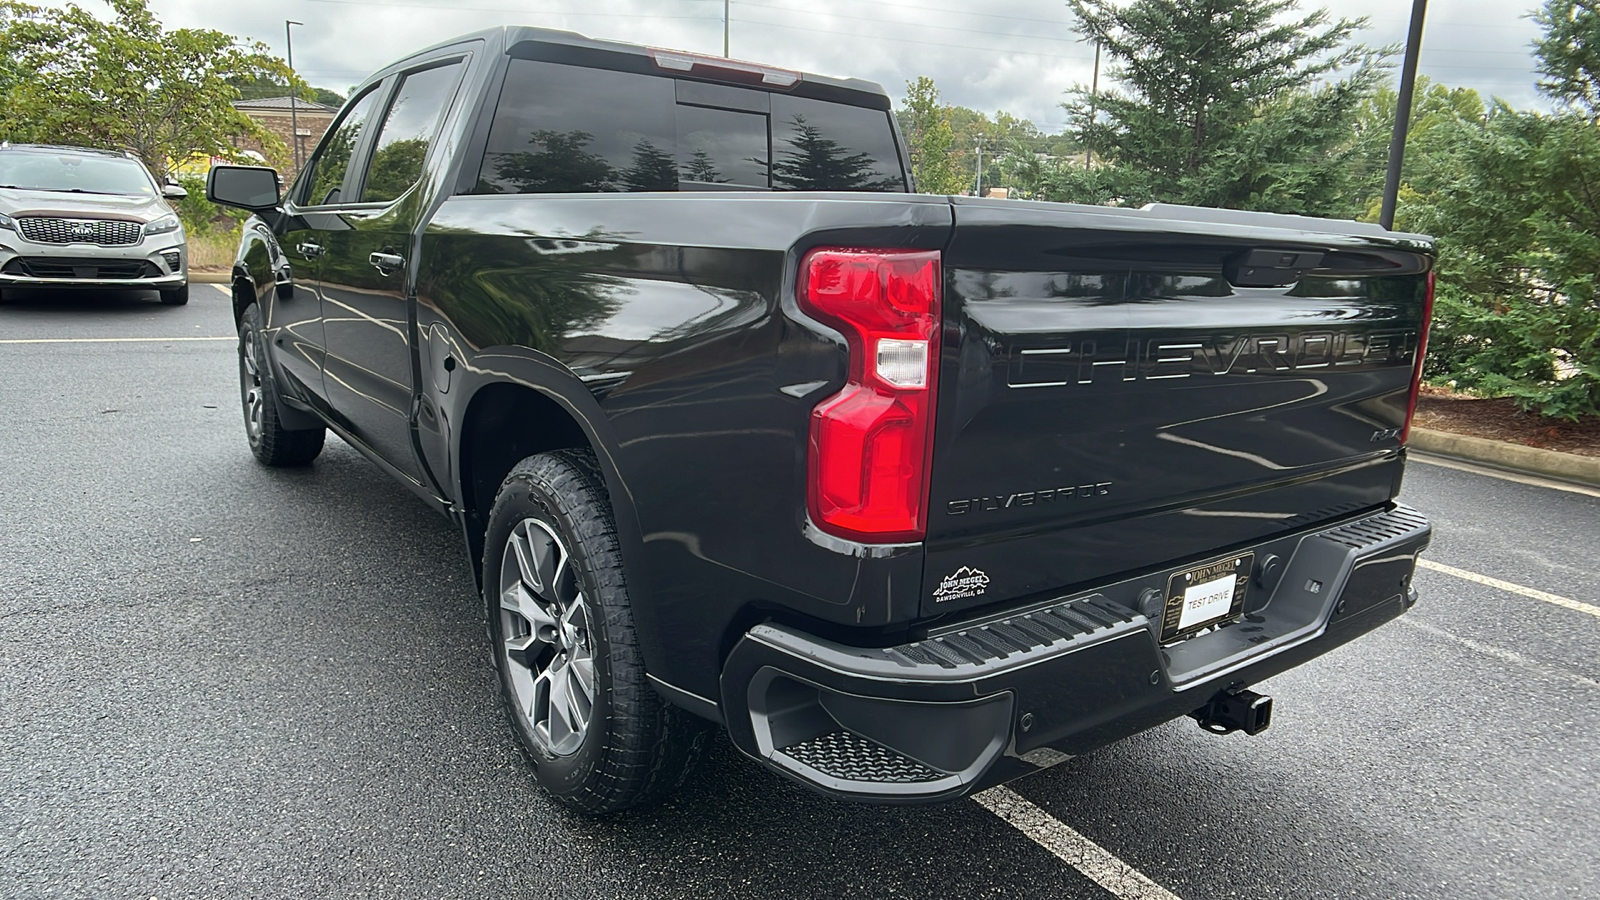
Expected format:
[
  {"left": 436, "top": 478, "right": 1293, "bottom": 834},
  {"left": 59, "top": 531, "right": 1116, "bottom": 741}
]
[{"left": 778, "top": 731, "right": 945, "bottom": 784}]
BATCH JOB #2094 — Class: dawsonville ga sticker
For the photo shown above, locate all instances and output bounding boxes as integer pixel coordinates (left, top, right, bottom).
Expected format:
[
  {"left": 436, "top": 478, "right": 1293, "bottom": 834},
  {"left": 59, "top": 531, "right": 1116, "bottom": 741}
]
[{"left": 933, "top": 566, "right": 989, "bottom": 602}]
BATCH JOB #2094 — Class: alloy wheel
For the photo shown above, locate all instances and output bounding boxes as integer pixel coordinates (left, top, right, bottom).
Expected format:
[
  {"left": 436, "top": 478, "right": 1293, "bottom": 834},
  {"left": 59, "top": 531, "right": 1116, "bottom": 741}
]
[
  {"left": 498, "top": 517, "right": 597, "bottom": 757},
  {"left": 240, "top": 327, "right": 264, "bottom": 445}
]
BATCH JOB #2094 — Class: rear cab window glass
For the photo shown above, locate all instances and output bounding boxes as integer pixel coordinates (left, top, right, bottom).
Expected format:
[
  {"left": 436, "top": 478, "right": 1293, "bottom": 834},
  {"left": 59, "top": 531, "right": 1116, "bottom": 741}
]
[
  {"left": 769, "top": 96, "right": 906, "bottom": 192},
  {"left": 473, "top": 59, "right": 906, "bottom": 195},
  {"left": 301, "top": 87, "right": 383, "bottom": 206},
  {"left": 676, "top": 104, "right": 768, "bottom": 188},
  {"left": 361, "top": 61, "right": 466, "bottom": 203}
]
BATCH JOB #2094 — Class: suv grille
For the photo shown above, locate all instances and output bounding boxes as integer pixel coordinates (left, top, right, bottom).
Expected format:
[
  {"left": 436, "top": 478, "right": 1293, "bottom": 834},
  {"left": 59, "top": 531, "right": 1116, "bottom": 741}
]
[
  {"left": 1, "top": 257, "right": 158, "bottom": 280},
  {"left": 17, "top": 217, "right": 143, "bottom": 246}
]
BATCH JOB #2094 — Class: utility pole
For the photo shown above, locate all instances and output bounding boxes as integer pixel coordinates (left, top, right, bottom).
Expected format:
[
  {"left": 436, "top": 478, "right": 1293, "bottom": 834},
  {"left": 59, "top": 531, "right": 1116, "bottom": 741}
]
[
  {"left": 1086, "top": 39, "right": 1101, "bottom": 168},
  {"left": 286, "top": 20, "right": 303, "bottom": 174},
  {"left": 1380, "top": 0, "right": 1428, "bottom": 230},
  {"left": 974, "top": 137, "right": 985, "bottom": 196},
  {"left": 724, "top": 0, "right": 730, "bottom": 57}
]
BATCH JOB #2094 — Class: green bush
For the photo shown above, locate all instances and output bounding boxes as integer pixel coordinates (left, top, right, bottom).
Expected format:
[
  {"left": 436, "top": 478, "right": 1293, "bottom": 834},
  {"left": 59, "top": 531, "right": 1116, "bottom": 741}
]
[{"left": 172, "top": 175, "right": 246, "bottom": 237}]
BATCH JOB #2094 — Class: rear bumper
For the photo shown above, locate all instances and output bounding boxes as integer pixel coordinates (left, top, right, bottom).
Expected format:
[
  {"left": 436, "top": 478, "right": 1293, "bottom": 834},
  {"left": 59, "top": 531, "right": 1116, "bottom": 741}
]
[{"left": 719, "top": 504, "right": 1431, "bottom": 803}]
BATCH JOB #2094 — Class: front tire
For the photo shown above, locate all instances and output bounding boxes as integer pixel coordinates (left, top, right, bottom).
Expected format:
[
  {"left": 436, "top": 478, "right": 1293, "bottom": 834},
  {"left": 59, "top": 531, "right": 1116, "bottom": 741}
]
[
  {"left": 239, "top": 303, "right": 324, "bottom": 466},
  {"left": 159, "top": 284, "right": 189, "bottom": 306},
  {"left": 484, "top": 450, "right": 709, "bottom": 814}
]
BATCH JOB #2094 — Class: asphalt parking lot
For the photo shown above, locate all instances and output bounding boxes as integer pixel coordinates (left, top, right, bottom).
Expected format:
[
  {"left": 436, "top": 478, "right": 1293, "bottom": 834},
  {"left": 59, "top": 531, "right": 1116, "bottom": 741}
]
[{"left": 2, "top": 286, "right": 1597, "bottom": 899}]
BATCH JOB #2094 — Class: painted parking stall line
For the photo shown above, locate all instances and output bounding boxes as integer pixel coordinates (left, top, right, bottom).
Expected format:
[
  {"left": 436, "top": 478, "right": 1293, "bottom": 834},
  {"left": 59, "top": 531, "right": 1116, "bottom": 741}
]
[
  {"left": 0, "top": 336, "right": 235, "bottom": 344},
  {"left": 1418, "top": 558, "right": 1600, "bottom": 620},
  {"left": 974, "top": 786, "right": 1184, "bottom": 900}
]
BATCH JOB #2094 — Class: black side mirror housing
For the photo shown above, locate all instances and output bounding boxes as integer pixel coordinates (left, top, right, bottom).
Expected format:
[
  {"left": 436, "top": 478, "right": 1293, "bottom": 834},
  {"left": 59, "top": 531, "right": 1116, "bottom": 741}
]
[{"left": 207, "top": 165, "right": 281, "bottom": 211}]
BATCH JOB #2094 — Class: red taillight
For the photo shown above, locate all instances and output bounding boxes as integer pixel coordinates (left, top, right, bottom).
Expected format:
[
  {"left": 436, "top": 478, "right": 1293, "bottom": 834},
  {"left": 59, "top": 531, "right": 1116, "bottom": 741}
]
[
  {"left": 799, "top": 248, "right": 941, "bottom": 542},
  {"left": 1400, "top": 268, "right": 1436, "bottom": 444}
]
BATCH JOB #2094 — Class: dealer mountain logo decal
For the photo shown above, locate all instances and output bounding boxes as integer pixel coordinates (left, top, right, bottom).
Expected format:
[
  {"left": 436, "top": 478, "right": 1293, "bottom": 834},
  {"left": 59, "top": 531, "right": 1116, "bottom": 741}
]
[{"left": 933, "top": 566, "right": 989, "bottom": 602}]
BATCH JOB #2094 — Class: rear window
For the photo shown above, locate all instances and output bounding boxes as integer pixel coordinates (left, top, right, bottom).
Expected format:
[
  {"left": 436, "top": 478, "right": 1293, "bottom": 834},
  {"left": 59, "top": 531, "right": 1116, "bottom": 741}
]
[{"left": 473, "top": 59, "right": 906, "bottom": 194}]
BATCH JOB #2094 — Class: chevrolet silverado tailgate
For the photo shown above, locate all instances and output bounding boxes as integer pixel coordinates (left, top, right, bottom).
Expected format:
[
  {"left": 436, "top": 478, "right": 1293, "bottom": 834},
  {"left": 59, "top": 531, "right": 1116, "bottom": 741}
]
[{"left": 921, "top": 199, "right": 1432, "bottom": 617}]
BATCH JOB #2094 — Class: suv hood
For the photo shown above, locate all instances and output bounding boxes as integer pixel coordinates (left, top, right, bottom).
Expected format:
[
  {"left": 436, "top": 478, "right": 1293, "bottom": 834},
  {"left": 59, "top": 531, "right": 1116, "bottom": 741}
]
[{"left": 0, "top": 186, "right": 169, "bottom": 222}]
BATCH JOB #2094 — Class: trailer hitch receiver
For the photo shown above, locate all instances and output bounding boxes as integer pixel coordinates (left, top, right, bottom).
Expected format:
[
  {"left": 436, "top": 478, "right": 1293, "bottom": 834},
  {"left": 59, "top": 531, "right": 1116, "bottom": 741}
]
[{"left": 1190, "top": 688, "right": 1273, "bottom": 736}]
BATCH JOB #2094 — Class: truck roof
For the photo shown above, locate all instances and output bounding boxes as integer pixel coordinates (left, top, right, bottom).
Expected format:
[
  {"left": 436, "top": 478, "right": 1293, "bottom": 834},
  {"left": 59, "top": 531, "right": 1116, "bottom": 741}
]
[{"left": 370, "top": 25, "right": 894, "bottom": 111}]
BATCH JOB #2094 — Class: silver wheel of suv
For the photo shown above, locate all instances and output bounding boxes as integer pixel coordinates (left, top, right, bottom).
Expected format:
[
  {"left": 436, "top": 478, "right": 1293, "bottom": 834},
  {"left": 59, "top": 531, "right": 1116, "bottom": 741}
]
[{"left": 497, "top": 517, "right": 597, "bottom": 757}]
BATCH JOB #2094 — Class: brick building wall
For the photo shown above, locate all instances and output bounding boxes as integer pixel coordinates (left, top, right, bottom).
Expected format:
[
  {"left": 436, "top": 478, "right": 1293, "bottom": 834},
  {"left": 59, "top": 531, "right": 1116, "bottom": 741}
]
[{"left": 232, "top": 99, "right": 338, "bottom": 181}]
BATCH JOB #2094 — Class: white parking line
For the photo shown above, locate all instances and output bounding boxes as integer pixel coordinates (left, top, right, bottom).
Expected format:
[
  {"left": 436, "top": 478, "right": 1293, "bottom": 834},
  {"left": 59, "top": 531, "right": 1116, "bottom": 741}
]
[
  {"left": 1417, "top": 558, "right": 1600, "bottom": 620},
  {"left": 974, "top": 785, "right": 1183, "bottom": 900},
  {"left": 0, "top": 336, "right": 235, "bottom": 344},
  {"left": 1398, "top": 619, "right": 1600, "bottom": 690},
  {"left": 1411, "top": 452, "right": 1600, "bottom": 498}
]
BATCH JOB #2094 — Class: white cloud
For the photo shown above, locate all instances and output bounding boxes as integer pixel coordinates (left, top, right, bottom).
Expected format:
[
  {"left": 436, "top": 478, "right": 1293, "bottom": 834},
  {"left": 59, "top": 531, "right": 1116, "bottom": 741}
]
[{"left": 34, "top": 0, "right": 1552, "bottom": 125}]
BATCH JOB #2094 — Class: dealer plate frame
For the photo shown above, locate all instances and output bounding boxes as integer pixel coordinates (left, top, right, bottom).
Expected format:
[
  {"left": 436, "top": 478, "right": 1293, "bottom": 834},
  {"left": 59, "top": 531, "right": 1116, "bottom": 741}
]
[{"left": 1159, "top": 553, "right": 1253, "bottom": 644}]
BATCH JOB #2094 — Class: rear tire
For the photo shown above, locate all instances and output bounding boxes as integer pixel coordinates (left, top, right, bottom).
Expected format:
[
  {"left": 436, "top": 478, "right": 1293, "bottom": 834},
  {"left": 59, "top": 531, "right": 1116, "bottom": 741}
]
[
  {"left": 239, "top": 303, "right": 324, "bottom": 466},
  {"left": 159, "top": 284, "right": 189, "bottom": 306},
  {"left": 484, "top": 449, "right": 709, "bottom": 814}
]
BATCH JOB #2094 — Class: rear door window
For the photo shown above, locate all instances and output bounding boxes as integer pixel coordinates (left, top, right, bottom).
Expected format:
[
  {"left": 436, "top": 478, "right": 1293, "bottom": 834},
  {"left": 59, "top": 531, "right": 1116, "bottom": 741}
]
[
  {"left": 476, "top": 60, "right": 676, "bottom": 194},
  {"left": 360, "top": 60, "right": 466, "bottom": 203}
]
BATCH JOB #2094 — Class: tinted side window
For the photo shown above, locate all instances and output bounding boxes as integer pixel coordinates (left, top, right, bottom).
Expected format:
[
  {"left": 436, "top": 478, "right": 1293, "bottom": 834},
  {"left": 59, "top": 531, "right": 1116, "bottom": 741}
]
[
  {"left": 677, "top": 104, "right": 768, "bottom": 188},
  {"left": 362, "top": 62, "right": 465, "bottom": 203},
  {"left": 476, "top": 60, "right": 676, "bottom": 194},
  {"left": 769, "top": 95, "right": 905, "bottom": 192},
  {"left": 303, "top": 88, "right": 383, "bottom": 206}
]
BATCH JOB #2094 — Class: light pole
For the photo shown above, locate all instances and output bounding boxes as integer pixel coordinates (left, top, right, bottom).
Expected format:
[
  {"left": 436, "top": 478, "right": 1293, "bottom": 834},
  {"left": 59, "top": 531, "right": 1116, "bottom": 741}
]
[
  {"left": 1380, "top": 0, "right": 1428, "bottom": 230},
  {"left": 723, "top": 0, "right": 730, "bottom": 57},
  {"left": 286, "top": 20, "right": 304, "bottom": 174},
  {"left": 974, "top": 137, "right": 985, "bottom": 196}
]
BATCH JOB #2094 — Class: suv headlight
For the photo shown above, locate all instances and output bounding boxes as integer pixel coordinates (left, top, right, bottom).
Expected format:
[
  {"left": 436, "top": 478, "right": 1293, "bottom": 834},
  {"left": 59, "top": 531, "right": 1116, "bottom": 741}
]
[
  {"left": 0, "top": 212, "right": 15, "bottom": 231},
  {"left": 145, "top": 214, "right": 182, "bottom": 236}
]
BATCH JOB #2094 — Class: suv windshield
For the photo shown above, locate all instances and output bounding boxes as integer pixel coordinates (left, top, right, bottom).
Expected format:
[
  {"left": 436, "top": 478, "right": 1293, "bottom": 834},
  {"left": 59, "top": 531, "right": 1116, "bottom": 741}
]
[{"left": 0, "top": 151, "right": 156, "bottom": 197}]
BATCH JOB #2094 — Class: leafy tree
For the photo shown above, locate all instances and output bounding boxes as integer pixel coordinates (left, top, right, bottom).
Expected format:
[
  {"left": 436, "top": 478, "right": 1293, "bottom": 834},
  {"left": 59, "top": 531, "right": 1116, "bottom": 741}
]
[
  {"left": 363, "top": 136, "right": 428, "bottom": 202},
  {"left": 1534, "top": 0, "right": 1600, "bottom": 117},
  {"left": 487, "top": 130, "right": 616, "bottom": 194},
  {"left": 0, "top": 0, "right": 297, "bottom": 177},
  {"left": 1405, "top": 108, "right": 1600, "bottom": 419},
  {"left": 897, "top": 76, "right": 965, "bottom": 194},
  {"left": 1349, "top": 76, "right": 1486, "bottom": 221},
  {"left": 1055, "top": 0, "right": 1386, "bottom": 215}
]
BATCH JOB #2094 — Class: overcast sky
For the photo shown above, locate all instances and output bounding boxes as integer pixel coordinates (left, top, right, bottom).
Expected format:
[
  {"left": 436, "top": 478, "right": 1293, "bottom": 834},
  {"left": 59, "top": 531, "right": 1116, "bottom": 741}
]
[{"left": 39, "top": 0, "right": 1553, "bottom": 128}]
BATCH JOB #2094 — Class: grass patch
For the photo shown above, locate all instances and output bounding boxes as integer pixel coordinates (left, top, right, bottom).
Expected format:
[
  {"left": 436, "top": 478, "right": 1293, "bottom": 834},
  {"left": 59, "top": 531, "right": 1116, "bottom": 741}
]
[{"left": 189, "top": 228, "right": 240, "bottom": 271}]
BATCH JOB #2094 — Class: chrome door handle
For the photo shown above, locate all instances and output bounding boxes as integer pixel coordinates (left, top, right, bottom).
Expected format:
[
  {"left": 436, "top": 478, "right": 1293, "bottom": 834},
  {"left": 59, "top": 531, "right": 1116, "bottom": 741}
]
[
  {"left": 296, "top": 242, "right": 324, "bottom": 259},
  {"left": 369, "top": 252, "right": 405, "bottom": 275}
]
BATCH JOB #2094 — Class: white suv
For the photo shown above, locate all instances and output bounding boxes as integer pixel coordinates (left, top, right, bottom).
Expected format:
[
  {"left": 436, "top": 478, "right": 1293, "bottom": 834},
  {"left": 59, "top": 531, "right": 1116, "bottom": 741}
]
[{"left": 0, "top": 143, "right": 189, "bottom": 305}]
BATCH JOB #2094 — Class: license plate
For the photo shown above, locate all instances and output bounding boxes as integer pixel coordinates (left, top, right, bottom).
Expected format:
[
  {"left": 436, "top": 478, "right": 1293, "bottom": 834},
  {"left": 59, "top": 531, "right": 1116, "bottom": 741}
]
[{"left": 1159, "top": 553, "right": 1253, "bottom": 644}]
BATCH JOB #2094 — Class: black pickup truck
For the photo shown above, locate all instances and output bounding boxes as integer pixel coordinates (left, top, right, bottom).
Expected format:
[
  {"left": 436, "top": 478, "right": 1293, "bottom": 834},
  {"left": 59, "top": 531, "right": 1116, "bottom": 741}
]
[{"left": 208, "top": 26, "right": 1434, "bottom": 813}]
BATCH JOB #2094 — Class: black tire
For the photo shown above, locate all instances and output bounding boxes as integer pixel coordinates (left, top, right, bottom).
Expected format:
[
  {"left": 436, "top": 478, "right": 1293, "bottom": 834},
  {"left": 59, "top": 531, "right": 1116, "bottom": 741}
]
[
  {"left": 159, "top": 284, "right": 189, "bottom": 306},
  {"left": 238, "top": 303, "right": 325, "bottom": 466},
  {"left": 484, "top": 449, "right": 709, "bottom": 814}
]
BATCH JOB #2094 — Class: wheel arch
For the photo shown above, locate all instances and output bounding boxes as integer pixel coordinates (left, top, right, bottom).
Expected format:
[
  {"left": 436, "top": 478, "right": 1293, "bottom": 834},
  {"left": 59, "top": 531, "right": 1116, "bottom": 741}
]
[{"left": 448, "top": 366, "right": 644, "bottom": 602}]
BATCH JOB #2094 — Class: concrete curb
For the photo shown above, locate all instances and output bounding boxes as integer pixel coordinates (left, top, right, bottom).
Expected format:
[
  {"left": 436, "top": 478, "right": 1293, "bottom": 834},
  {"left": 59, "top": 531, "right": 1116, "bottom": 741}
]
[
  {"left": 190, "top": 271, "right": 230, "bottom": 284},
  {"left": 1410, "top": 427, "right": 1600, "bottom": 487}
]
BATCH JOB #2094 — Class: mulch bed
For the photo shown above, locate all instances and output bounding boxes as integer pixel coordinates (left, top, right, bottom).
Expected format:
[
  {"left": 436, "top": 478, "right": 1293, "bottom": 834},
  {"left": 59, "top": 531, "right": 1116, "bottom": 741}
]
[{"left": 1414, "top": 386, "right": 1600, "bottom": 458}]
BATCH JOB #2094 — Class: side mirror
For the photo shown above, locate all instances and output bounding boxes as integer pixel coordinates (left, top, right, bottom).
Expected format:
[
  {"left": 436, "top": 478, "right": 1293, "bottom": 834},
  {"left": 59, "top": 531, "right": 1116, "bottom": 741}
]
[
  {"left": 162, "top": 183, "right": 189, "bottom": 200},
  {"left": 207, "top": 165, "right": 281, "bottom": 211}
]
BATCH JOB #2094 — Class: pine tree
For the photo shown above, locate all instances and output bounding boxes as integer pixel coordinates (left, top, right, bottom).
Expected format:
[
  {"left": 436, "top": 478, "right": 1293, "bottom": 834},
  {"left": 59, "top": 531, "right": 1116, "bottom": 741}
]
[{"left": 1057, "top": 0, "right": 1385, "bottom": 215}]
